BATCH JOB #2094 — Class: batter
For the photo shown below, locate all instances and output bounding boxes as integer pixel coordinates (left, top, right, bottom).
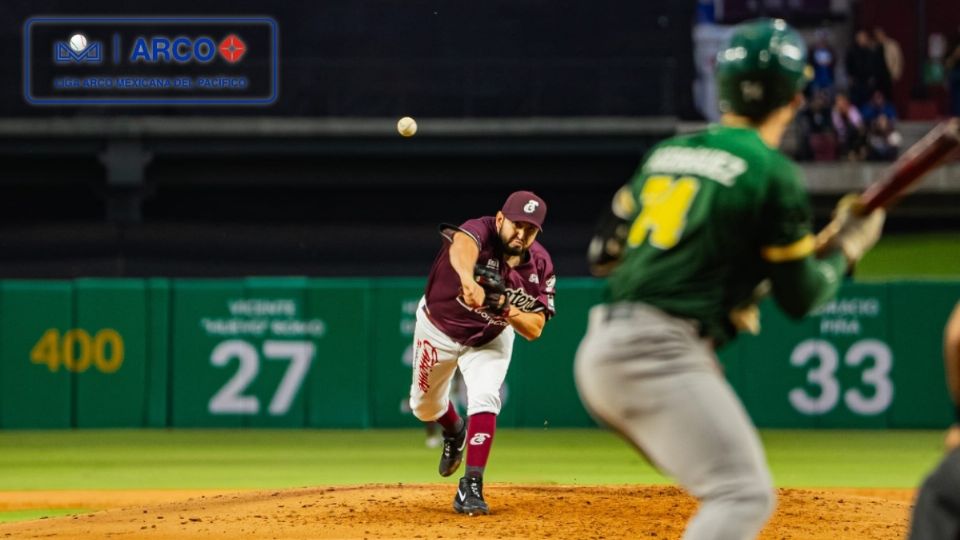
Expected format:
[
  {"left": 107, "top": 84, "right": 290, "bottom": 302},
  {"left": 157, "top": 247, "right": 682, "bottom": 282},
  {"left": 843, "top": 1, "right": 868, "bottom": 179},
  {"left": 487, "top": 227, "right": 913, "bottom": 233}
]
[{"left": 575, "top": 18, "right": 886, "bottom": 539}]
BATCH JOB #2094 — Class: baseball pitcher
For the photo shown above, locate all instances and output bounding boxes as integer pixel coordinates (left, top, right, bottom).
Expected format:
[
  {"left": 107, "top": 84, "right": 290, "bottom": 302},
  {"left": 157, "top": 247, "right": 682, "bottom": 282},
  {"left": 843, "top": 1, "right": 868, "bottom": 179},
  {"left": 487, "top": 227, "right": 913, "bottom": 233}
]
[
  {"left": 409, "top": 190, "right": 556, "bottom": 515},
  {"left": 575, "top": 19, "right": 885, "bottom": 539}
]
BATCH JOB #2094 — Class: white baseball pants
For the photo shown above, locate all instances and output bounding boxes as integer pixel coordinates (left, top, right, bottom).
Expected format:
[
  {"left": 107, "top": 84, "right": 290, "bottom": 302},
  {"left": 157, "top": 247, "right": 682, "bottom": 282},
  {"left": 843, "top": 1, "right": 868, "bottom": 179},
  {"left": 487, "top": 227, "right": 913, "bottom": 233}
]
[{"left": 409, "top": 297, "right": 515, "bottom": 421}]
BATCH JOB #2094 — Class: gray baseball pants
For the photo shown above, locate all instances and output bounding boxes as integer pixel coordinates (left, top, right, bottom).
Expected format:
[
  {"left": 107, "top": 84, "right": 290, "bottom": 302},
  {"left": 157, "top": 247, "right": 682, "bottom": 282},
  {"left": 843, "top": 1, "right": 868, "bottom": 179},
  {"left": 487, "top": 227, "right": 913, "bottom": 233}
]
[
  {"left": 908, "top": 447, "right": 960, "bottom": 540},
  {"left": 575, "top": 302, "right": 776, "bottom": 540}
]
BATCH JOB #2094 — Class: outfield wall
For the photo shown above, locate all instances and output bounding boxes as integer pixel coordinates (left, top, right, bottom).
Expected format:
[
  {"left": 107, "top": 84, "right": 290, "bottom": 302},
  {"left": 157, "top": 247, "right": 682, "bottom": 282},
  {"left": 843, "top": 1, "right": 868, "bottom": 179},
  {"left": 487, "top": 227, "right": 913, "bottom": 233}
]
[{"left": 0, "top": 278, "right": 957, "bottom": 429}]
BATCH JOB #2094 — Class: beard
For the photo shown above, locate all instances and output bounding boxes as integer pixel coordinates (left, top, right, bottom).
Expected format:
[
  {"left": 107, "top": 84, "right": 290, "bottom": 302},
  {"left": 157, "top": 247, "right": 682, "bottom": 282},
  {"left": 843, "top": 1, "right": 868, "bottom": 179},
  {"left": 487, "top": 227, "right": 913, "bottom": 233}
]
[
  {"left": 503, "top": 243, "right": 525, "bottom": 256},
  {"left": 499, "top": 229, "right": 526, "bottom": 257}
]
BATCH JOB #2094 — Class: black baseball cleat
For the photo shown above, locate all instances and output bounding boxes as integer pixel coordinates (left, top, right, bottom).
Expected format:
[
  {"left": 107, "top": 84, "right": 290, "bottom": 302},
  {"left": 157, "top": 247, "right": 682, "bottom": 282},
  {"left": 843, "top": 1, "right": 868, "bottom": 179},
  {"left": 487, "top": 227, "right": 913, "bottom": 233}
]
[
  {"left": 453, "top": 475, "right": 489, "bottom": 516},
  {"left": 438, "top": 422, "right": 467, "bottom": 477}
]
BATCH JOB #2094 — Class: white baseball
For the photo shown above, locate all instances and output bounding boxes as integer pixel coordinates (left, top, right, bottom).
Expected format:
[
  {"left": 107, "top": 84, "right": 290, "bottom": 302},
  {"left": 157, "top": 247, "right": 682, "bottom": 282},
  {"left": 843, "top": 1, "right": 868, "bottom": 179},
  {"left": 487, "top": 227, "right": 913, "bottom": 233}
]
[
  {"left": 69, "top": 34, "right": 88, "bottom": 52},
  {"left": 397, "top": 116, "right": 417, "bottom": 137}
]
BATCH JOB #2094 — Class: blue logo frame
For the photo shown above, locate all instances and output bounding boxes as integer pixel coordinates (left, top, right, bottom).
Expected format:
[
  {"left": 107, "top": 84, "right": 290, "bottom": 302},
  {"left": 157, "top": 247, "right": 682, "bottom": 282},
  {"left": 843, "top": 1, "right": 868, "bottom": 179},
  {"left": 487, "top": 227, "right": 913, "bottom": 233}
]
[{"left": 24, "top": 16, "right": 279, "bottom": 106}]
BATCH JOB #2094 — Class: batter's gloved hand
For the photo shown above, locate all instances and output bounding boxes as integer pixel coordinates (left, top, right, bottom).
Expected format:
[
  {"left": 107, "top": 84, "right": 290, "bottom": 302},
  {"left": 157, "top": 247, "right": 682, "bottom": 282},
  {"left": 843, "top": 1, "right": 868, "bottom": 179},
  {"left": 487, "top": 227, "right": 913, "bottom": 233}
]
[
  {"left": 728, "top": 280, "right": 770, "bottom": 335},
  {"left": 814, "top": 193, "right": 886, "bottom": 267},
  {"left": 473, "top": 265, "right": 511, "bottom": 318}
]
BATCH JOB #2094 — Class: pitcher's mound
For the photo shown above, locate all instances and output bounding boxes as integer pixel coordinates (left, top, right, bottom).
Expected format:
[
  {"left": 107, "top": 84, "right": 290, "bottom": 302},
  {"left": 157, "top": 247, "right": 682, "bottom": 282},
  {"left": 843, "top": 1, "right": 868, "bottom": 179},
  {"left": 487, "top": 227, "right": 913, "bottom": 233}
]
[{"left": 0, "top": 484, "right": 913, "bottom": 539}]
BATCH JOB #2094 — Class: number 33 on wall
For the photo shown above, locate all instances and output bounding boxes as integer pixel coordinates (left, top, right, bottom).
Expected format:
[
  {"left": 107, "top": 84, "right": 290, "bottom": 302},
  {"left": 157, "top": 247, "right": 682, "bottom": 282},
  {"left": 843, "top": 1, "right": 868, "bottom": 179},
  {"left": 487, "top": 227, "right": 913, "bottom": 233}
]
[
  {"left": 789, "top": 338, "right": 893, "bottom": 416},
  {"left": 30, "top": 328, "right": 124, "bottom": 373}
]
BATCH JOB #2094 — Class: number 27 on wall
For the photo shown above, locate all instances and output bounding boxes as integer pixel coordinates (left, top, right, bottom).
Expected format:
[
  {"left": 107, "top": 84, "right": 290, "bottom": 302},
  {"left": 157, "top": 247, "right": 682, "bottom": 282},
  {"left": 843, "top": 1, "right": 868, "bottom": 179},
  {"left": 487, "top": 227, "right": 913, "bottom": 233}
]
[{"left": 208, "top": 340, "right": 315, "bottom": 416}]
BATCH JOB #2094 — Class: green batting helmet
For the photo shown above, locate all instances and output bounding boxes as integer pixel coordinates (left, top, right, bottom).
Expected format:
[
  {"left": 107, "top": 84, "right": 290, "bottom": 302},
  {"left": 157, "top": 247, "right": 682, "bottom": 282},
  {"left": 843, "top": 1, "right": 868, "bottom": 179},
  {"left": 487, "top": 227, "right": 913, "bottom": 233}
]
[{"left": 716, "top": 18, "right": 809, "bottom": 119}]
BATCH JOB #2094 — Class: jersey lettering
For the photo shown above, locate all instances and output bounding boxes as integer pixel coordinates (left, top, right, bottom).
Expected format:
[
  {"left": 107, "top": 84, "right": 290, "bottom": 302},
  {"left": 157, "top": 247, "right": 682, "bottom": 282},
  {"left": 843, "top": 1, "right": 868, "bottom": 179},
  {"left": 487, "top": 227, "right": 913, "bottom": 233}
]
[
  {"left": 627, "top": 175, "right": 700, "bottom": 250},
  {"left": 505, "top": 287, "right": 540, "bottom": 311}
]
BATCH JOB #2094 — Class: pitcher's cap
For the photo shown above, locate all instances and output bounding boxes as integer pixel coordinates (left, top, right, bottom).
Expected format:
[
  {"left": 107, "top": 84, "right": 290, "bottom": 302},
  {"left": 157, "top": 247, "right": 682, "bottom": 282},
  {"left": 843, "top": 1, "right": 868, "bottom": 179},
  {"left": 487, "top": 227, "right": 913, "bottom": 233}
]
[{"left": 501, "top": 190, "right": 547, "bottom": 231}]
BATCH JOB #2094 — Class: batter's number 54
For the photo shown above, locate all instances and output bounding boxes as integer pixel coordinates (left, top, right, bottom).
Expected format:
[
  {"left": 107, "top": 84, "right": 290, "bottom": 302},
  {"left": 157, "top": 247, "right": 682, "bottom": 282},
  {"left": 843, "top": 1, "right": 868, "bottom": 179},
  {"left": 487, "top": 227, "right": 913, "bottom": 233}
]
[
  {"left": 208, "top": 339, "right": 315, "bottom": 416},
  {"left": 789, "top": 338, "right": 893, "bottom": 416}
]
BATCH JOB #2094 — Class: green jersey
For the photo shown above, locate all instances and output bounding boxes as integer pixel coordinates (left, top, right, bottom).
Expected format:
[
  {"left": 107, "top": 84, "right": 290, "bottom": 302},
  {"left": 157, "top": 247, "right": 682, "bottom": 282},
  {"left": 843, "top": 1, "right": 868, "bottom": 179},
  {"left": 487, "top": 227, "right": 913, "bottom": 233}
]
[{"left": 606, "top": 124, "right": 817, "bottom": 344}]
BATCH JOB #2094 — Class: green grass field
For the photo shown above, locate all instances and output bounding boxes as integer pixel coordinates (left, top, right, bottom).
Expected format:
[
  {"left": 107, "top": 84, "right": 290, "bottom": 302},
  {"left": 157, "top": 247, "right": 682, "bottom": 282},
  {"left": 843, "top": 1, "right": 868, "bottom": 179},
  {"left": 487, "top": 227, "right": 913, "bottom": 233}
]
[
  {"left": 0, "top": 428, "right": 944, "bottom": 492},
  {"left": 857, "top": 233, "right": 960, "bottom": 279},
  {"left": 0, "top": 509, "right": 83, "bottom": 524}
]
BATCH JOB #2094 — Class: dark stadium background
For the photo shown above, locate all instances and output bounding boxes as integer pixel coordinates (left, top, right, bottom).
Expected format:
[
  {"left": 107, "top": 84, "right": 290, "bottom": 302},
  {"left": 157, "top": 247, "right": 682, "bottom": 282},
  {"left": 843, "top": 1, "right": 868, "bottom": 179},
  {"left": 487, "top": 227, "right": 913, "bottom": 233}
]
[{"left": 0, "top": 0, "right": 956, "bottom": 278}]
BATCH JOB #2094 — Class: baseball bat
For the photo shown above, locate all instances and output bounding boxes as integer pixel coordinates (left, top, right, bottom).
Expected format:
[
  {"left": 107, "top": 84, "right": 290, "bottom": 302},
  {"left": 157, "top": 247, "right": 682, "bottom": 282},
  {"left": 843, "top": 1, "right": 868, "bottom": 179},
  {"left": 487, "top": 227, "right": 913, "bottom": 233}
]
[
  {"left": 856, "top": 117, "right": 960, "bottom": 215},
  {"left": 735, "top": 120, "right": 959, "bottom": 332}
]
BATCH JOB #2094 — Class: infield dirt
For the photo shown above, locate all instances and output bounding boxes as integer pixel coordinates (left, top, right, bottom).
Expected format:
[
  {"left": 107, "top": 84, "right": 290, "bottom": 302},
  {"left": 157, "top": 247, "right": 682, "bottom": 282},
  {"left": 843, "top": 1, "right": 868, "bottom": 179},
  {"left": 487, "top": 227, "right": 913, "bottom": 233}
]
[{"left": 0, "top": 484, "right": 914, "bottom": 539}]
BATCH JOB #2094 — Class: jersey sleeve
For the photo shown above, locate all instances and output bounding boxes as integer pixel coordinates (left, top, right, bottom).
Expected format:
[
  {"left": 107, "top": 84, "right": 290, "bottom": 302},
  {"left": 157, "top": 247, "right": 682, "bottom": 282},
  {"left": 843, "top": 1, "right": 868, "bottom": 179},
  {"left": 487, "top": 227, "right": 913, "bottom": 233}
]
[
  {"left": 535, "top": 252, "right": 557, "bottom": 320},
  {"left": 758, "top": 157, "right": 816, "bottom": 263},
  {"left": 456, "top": 217, "right": 494, "bottom": 248},
  {"left": 540, "top": 273, "right": 557, "bottom": 319}
]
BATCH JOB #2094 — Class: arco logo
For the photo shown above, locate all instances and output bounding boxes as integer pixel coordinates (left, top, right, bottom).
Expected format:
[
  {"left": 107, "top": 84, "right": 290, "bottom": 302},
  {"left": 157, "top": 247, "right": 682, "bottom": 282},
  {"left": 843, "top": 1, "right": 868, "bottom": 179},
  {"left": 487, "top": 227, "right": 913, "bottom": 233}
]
[
  {"left": 218, "top": 34, "right": 246, "bottom": 63},
  {"left": 128, "top": 34, "right": 247, "bottom": 63}
]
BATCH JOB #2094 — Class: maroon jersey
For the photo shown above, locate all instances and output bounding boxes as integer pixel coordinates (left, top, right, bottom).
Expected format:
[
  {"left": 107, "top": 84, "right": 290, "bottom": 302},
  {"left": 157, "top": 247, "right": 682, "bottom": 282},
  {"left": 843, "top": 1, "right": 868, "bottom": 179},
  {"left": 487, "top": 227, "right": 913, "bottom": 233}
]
[{"left": 424, "top": 216, "right": 557, "bottom": 347}]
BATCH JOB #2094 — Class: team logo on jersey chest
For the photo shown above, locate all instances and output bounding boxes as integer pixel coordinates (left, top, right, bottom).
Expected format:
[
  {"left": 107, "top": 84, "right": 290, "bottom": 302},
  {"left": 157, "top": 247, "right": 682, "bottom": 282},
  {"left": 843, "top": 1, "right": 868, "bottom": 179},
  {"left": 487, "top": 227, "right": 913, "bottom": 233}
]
[{"left": 505, "top": 288, "right": 539, "bottom": 311}]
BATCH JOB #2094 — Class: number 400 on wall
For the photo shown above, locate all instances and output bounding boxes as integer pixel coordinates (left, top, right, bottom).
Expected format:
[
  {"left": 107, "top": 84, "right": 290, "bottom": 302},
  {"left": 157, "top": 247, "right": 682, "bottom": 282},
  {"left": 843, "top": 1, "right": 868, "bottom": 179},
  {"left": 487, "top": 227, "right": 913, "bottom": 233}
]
[{"left": 30, "top": 328, "right": 124, "bottom": 373}]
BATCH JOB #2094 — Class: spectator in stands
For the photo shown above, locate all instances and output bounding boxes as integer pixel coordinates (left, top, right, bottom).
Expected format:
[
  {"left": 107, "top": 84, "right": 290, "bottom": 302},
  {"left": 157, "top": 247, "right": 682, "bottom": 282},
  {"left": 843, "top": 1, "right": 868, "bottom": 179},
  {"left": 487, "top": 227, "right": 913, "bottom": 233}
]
[
  {"left": 846, "top": 30, "right": 891, "bottom": 106},
  {"left": 845, "top": 31, "right": 872, "bottom": 106},
  {"left": 874, "top": 28, "right": 903, "bottom": 85},
  {"left": 832, "top": 92, "right": 867, "bottom": 161},
  {"left": 798, "top": 89, "right": 837, "bottom": 161},
  {"left": 860, "top": 90, "right": 897, "bottom": 125},
  {"left": 808, "top": 30, "right": 837, "bottom": 94},
  {"left": 865, "top": 114, "right": 902, "bottom": 161},
  {"left": 946, "top": 29, "right": 960, "bottom": 116}
]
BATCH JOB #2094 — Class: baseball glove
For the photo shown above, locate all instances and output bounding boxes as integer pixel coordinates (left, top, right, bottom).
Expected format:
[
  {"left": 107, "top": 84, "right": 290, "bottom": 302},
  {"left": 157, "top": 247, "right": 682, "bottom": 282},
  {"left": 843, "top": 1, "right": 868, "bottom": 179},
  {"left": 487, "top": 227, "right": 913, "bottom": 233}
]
[{"left": 473, "top": 264, "right": 511, "bottom": 317}]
